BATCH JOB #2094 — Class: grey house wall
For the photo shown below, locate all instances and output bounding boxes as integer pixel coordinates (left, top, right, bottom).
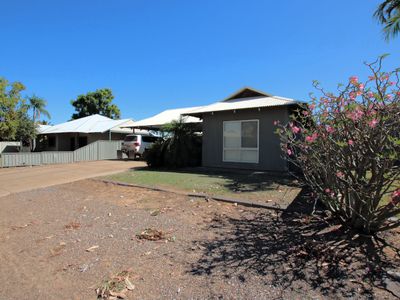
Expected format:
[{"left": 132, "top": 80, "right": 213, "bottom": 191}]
[{"left": 201, "top": 106, "right": 290, "bottom": 171}]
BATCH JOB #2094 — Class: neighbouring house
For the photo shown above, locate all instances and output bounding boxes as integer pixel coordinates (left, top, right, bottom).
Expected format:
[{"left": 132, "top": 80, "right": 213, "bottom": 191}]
[
  {"left": 36, "top": 114, "right": 134, "bottom": 151},
  {"left": 185, "top": 87, "right": 301, "bottom": 171},
  {"left": 124, "top": 106, "right": 202, "bottom": 131}
]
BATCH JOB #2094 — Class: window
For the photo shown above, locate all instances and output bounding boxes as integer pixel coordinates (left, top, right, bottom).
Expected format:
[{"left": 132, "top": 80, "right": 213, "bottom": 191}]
[
  {"left": 124, "top": 135, "right": 138, "bottom": 142},
  {"left": 48, "top": 136, "right": 56, "bottom": 148},
  {"left": 223, "top": 120, "right": 259, "bottom": 163},
  {"left": 142, "top": 136, "right": 160, "bottom": 143},
  {"left": 78, "top": 136, "right": 88, "bottom": 148}
]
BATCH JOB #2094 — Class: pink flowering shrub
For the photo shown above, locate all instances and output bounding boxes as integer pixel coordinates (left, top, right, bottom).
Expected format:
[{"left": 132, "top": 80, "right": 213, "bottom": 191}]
[{"left": 276, "top": 57, "right": 400, "bottom": 234}]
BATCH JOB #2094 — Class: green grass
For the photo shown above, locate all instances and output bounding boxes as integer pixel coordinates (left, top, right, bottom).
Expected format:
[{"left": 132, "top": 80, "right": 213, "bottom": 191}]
[
  {"left": 108, "top": 170, "right": 229, "bottom": 194},
  {"left": 103, "top": 168, "right": 300, "bottom": 203}
]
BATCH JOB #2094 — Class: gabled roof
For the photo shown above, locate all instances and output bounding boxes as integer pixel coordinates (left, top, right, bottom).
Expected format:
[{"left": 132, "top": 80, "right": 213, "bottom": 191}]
[
  {"left": 185, "top": 87, "right": 300, "bottom": 117},
  {"left": 222, "top": 87, "right": 272, "bottom": 101},
  {"left": 124, "top": 106, "right": 202, "bottom": 129},
  {"left": 37, "top": 114, "right": 134, "bottom": 134}
]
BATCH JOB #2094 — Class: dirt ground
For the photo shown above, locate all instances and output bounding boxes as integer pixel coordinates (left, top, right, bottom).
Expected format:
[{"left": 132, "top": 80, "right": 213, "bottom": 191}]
[{"left": 0, "top": 180, "right": 399, "bottom": 300}]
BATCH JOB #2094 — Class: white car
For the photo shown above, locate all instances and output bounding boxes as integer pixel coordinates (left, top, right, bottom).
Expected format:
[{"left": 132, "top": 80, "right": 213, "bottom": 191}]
[{"left": 121, "top": 134, "right": 161, "bottom": 159}]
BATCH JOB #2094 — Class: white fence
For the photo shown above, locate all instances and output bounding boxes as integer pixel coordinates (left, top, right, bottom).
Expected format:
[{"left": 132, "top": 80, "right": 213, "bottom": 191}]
[{"left": 0, "top": 140, "right": 122, "bottom": 168}]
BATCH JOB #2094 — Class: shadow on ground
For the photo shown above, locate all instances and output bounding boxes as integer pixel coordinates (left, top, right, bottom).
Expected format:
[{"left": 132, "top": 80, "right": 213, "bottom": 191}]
[{"left": 189, "top": 189, "right": 400, "bottom": 298}]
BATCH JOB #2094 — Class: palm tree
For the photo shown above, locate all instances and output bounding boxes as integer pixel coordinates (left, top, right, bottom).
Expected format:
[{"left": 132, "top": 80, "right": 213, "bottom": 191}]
[
  {"left": 28, "top": 95, "right": 51, "bottom": 123},
  {"left": 27, "top": 95, "right": 50, "bottom": 151},
  {"left": 374, "top": 0, "right": 400, "bottom": 40}
]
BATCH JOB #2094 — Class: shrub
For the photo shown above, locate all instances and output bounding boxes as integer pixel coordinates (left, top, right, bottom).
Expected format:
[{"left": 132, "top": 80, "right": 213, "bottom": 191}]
[
  {"left": 144, "top": 118, "right": 202, "bottom": 168},
  {"left": 276, "top": 56, "right": 400, "bottom": 234},
  {"left": 143, "top": 139, "right": 165, "bottom": 168}
]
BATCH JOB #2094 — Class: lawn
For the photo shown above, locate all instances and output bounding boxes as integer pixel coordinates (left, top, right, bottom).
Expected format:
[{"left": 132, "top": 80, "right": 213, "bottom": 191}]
[{"left": 104, "top": 168, "right": 302, "bottom": 208}]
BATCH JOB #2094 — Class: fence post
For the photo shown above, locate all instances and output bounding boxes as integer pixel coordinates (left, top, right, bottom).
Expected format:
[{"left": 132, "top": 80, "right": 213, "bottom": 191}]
[{"left": 97, "top": 141, "right": 100, "bottom": 160}]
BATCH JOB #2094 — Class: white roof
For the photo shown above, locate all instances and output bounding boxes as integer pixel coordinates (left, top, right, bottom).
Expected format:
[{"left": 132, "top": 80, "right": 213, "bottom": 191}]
[
  {"left": 185, "top": 87, "right": 300, "bottom": 116},
  {"left": 36, "top": 124, "right": 52, "bottom": 134},
  {"left": 38, "top": 114, "right": 134, "bottom": 134},
  {"left": 126, "top": 106, "right": 202, "bottom": 129}
]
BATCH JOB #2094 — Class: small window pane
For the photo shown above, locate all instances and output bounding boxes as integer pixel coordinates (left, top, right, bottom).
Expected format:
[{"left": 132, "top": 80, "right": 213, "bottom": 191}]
[
  {"left": 241, "top": 150, "right": 258, "bottom": 163},
  {"left": 241, "top": 121, "right": 258, "bottom": 148},
  {"left": 223, "top": 121, "right": 241, "bottom": 148},
  {"left": 224, "top": 150, "right": 241, "bottom": 161}
]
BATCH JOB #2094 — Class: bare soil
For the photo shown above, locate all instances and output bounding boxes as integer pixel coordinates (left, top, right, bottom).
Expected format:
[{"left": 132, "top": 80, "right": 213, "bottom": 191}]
[{"left": 0, "top": 180, "right": 399, "bottom": 299}]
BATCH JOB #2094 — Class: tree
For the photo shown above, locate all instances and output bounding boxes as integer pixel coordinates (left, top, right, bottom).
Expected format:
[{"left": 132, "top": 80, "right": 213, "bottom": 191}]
[
  {"left": 145, "top": 118, "right": 202, "bottom": 168},
  {"left": 28, "top": 95, "right": 50, "bottom": 123},
  {"left": 374, "top": 0, "right": 400, "bottom": 40},
  {"left": 16, "top": 110, "right": 36, "bottom": 147},
  {"left": 70, "top": 88, "right": 121, "bottom": 120},
  {"left": 0, "top": 77, "right": 26, "bottom": 141},
  {"left": 0, "top": 77, "right": 37, "bottom": 145},
  {"left": 276, "top": 56, "right": 400, "bottom": 234}
]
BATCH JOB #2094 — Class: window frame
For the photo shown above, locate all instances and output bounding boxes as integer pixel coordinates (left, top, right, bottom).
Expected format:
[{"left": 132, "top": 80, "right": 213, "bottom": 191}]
[{"left": 222, "top": 119, "right": 259, "bottom": 164}]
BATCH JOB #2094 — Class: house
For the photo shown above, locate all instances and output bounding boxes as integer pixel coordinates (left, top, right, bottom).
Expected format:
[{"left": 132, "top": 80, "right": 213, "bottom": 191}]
[
  {"left": 185, "top": 87, "right": 301, "bottom": 171},
  {"left": 36, "top": 114, "right": 134, "bottom": 151},
  {"left": 124, "top": 106, "right": 202, "bottom": 130}
]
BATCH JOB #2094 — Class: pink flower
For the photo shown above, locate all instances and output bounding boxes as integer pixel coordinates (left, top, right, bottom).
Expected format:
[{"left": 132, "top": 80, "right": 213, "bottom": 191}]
[
  {"left": 368, "top": 75, "right": 375, "bottom": 80},
  {"left": 302, "top": 110, "right": 309, "bottom": 116},
  {"left": 309, "top": 103, "right": 316, "bottom": 110},
  {"left": 389, "top": 81, "right": 395, "bottom": 86},
  {"left": 305, "top": 132, "right": 318, "bottom": 143},
  {"left": 348, "top": 139, "right": 354, "bottom": 146},
  {"left": 287, "top": 149, "right": 292, "bottom": 156},
  {"left": 273, "top": 120, "right": 279, "bottom": 126},
  {"left": 326, "top": 125, "right": 335, "bottom": 134},
  {"left": 291, "top": 126, "right": 301, "bottom": 134},
  {"left": 367, "top": 91, "right": 374, "bottom": 98},
  {"left": 325, "top": 188, "right": 331, "bottom": 193},
  {"left": 358, "top": 83, "right": 365, "bottom": 90},
  {"left": 386, "top": 94, "right": 393, "bottom": 100},
  {"left": 349, "top": 76, "right": 358, "bottom": 84},
  {"left": 391, "top": 189, "right": 400, "bottom": 205},
  {"left": 368, "top": 119, "right": 378, "bottom": 128},
  {"left": 347, "top": 107, "right": 364, "bottom": 121},
  {"left": 349, "top": 92, "right": 356, "bottom": 100},
  {"left": 336, "top": 172, "right": 344, "bottom": 178}
]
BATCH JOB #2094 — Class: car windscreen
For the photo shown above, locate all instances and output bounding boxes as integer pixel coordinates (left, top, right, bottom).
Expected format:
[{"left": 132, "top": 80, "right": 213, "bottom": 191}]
[
  {"left": 142, "top": 136, "right": 160, "bottom": 143},
  {"left": 124, "top": 135, "right": 138, "bottom": 142}
]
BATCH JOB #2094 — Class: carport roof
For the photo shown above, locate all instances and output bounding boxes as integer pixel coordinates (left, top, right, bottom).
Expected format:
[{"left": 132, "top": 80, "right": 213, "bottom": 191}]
[
  {"left": 37, "top": 114, "right": 134, "bottom": 134},
  {"left": 123, "top": 106, "right": 202, "bottom": 129}
]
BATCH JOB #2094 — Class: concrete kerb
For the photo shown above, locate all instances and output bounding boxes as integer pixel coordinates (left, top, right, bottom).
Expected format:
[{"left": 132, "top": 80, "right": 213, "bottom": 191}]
[{"left": 96, "top": 179, "right": 285, "bottom": 211}]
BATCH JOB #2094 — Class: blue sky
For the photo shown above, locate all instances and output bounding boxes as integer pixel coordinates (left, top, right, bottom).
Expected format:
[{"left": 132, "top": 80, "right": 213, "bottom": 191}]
[{"left": 1, "top": 0, "right": 399, "bottom": 123}]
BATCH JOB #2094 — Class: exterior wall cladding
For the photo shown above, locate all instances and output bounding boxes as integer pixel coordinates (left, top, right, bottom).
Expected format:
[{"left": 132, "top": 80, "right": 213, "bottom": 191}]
[{"left": 201, "top": 106, "right": 290, "bottom": 171}]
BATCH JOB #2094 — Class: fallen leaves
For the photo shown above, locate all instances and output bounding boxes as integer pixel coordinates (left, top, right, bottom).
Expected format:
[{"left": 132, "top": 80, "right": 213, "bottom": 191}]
[
  {"left": 96, "top": 270, "right": 135, "bottom": 299},
  {"left": 136, "top": 228, "right": 165, "bottom": 241},
  {"left": 64, "top": 221, "right": 81, "bottom": 230}
]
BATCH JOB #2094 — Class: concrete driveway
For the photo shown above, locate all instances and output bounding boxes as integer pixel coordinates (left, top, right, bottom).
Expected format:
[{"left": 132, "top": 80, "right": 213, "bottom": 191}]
[{"left": 0, "top": 160, "right": 145, "bottom": 198}]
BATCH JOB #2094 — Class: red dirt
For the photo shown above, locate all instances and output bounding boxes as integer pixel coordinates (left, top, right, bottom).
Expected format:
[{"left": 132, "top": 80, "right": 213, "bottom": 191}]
[{"left": 0, "top": 180, "right": 399, "bottom": 299}]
